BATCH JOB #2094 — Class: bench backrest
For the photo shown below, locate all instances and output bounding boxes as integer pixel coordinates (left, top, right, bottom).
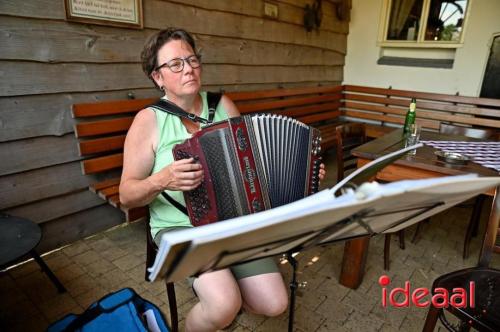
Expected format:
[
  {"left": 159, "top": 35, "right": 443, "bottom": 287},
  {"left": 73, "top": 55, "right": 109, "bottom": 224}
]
[
  {"left": 342, "top": 85, "right": 500, "bottom": 136},
  {"left": 73, "top": 85, "right": 342, "bottom": 175},
  {"left": 72, "top": 85, "right": 342, "bottom": 221}
]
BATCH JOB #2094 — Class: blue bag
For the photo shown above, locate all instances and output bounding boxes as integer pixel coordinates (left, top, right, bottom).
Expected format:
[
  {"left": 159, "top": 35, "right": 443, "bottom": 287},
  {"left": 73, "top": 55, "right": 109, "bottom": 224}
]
[{"left": 47, "top": 288, "right": 170, "bottom": 332}]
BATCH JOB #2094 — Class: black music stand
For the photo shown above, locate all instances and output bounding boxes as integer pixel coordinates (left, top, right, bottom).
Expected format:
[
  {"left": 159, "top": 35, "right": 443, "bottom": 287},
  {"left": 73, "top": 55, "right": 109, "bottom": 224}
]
[{"left": 148, "top": 173, "right": 500, "bottom": 331}]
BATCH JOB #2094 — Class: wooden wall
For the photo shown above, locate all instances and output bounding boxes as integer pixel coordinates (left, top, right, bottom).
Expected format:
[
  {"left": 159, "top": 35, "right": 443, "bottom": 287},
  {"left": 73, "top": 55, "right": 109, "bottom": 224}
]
[{"left": 0, "top": 0, "right": 349, "bottom": 253}]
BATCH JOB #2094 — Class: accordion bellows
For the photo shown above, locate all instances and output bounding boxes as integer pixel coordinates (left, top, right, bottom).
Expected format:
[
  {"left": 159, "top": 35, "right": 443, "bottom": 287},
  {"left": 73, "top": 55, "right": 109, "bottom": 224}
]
[{"left": 173, "top": 114, "right": 322, "bottom": 226}]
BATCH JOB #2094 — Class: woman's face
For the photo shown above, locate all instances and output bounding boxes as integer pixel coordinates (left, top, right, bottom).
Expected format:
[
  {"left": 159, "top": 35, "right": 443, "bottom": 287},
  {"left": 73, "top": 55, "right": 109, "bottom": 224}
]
[{"left": 152, "top": 39, "right": 202, "bottom": 98}]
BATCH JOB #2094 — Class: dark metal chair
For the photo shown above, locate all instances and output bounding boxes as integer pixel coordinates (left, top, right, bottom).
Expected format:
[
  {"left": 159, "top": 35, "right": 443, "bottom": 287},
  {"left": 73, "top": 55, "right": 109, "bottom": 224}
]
[
  {"left": 422, "top": 187, "right": 500, "bottom": 331},
  {"left": 145, "top": 222, "right": 178, "bottom": 332}
]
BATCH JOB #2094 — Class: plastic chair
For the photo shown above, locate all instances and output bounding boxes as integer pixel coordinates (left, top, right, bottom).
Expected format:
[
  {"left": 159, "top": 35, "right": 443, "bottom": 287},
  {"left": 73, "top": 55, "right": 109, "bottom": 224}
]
[
  {"left": 145, "top": 222, "right": 178, "bottom": 332},
  {"left": 422, "top": 187, "right": 500, "bottom": 331}
]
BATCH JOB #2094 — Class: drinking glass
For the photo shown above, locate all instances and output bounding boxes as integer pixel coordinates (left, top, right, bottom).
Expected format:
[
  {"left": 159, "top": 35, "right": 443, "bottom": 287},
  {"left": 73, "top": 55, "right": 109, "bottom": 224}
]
[{"left": 405, "top": 123, "right": 421, "bottom": 155}]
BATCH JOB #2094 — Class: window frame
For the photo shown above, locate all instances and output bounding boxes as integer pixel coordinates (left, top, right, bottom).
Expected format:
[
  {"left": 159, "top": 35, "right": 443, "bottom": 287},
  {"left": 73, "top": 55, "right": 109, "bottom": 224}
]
[{"left": 377, "top": 0, "right": 471, "bottom": 48}]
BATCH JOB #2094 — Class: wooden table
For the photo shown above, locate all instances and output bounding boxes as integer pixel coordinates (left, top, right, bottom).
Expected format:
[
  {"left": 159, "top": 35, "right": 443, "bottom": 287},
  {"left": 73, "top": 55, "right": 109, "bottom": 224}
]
[{"left": 339, "top": 129, "right": 499, "bottom": 289}]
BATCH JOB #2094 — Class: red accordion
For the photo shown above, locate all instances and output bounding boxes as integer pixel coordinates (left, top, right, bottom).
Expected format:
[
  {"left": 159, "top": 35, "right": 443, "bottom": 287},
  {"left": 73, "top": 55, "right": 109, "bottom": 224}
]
[{"left": 173, "top": 114, "right": 322, "bottom": 226}]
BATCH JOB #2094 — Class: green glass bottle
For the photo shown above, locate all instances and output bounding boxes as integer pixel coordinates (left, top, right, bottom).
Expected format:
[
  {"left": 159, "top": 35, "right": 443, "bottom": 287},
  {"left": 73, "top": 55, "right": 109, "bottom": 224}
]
[{"left": 403, "top": 98, "right": 416, "bottom": 135}]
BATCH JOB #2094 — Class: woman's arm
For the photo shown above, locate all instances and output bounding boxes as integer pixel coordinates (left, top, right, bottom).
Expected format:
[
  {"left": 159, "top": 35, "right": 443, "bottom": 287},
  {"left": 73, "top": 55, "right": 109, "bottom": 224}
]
[
  {"left": 220, "top": 94, "right": 240, "bottom": 118},
  {"left": 119, "top": 109, "right": 203, "bottom": 208}
]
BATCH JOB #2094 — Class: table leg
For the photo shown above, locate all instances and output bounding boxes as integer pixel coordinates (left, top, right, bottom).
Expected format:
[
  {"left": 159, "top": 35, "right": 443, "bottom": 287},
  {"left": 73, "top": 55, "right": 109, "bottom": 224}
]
[
  {"left": 30, "top": 250, "right": 66, "bottom": 293},
  {"left": 339, "top": 236, "right": 370, "bottom": 289}
]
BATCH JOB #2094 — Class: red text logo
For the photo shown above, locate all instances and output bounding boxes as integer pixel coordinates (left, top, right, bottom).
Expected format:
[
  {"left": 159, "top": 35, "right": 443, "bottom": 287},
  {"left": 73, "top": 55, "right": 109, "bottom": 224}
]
[{"left": 378, "top": 275, "right": 475, "bottom": 308}]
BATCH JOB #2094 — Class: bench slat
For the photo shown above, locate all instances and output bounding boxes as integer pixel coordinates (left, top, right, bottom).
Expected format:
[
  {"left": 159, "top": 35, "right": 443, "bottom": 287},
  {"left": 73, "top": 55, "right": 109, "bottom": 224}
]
[
  {"left": 79, "top": 135, "right": 126, "bottom": 156},
  {"left": 82, "top": 153, "right": 123, "bottom": 175},
  {"left": 97, "top": 185, "right": 119, "bottom": 200},
  {"left": 107, "top": 194, "right": 121, "bottom": 208},
  {"left": 344, "top": 84, "right": 500, "bottom": 108},
  {"left": 345, "top": 101, "right": 500, "bottom": 129},
  {"left": 75, "top": 117, "right": 134, "bottom": 138},
  {"left": 236, "top": 94, "right": 341, "bottom": 114},
  {"left": 226, "top": 85, "right": 342, "bottom": 101},
  {"left": 344, "top": 110, "right": 440, "bottom": 130},
  {"left": 298, "top": 110, "right": 341, "bottom": 124},
  {"left": 125, "top": 206, "right": 149, "bottom": 222},
  {"left": 72, "top": 98, "right": 156, "bottom": 118},
  {"left": 89, "top": 178, "right": 121, "bottom": 193},
  {"left": 345, "top": 93, "right": 500, "bottom": 117}
]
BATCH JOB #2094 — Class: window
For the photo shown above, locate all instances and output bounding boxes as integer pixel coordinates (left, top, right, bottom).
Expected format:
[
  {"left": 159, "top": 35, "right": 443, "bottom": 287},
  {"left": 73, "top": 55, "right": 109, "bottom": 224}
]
[{"left": 379, "top": 0, "right": 469, "bottom": 47}]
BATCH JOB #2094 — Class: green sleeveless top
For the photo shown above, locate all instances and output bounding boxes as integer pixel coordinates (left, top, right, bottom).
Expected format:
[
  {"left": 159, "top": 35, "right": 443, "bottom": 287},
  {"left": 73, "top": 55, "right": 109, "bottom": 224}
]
[{"left": 149, "top": 92, "right": 229, "bottom": 238}]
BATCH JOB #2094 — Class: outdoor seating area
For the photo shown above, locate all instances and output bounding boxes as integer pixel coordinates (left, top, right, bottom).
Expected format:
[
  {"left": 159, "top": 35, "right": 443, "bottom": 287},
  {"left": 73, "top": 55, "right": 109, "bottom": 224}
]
[
  {"left": 2, "top": 1, "right": 500, "bottom": 331},
  {"left": 1, "top": 147, "right": 498, "bottom": 331}
]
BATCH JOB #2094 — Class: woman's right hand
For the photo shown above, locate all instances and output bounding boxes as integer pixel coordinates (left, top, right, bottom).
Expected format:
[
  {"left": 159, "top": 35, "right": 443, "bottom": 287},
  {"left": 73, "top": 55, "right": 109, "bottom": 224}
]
[{"left": 154, "top": 158, "right": 204, "bottom": 192}]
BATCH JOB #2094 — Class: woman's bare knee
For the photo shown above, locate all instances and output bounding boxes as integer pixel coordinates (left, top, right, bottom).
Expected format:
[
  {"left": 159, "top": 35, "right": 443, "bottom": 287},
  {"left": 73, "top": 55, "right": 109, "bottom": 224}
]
[
  {"left": 238, "top": 272, "right": 288, "bottom": 317},
  {"left": 191, "top": 269, "right": 243, "bottom": 329}
]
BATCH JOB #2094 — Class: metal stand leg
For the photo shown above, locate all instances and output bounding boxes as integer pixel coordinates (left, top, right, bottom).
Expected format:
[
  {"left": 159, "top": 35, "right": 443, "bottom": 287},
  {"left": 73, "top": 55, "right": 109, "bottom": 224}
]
[
  {"left": 286, "top": 252, "right": 298, "bottom": 332},
  {"left": 30, "top": 250, "right": 66, "bottom": 293}
]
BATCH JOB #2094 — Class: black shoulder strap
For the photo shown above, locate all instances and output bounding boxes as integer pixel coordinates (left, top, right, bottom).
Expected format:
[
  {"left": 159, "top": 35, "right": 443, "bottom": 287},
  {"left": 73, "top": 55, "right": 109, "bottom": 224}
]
[
  {"left": 148, "top": 93, "right": 222, "bottom": 125},
  {"left": 161, "top": 192, "right": 188, "bottom": 216},
  {"left": 206, "top": 92, "right": 222, "bottom": 123},
  {"left": 149, "top": 99, "right": 210, "bottom": 124}
]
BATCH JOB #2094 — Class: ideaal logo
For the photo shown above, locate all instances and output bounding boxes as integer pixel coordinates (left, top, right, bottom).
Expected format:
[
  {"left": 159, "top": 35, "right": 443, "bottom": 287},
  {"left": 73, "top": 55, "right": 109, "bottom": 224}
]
[{"left": 379, "top": 275, "right": 475, "bottom": 308}]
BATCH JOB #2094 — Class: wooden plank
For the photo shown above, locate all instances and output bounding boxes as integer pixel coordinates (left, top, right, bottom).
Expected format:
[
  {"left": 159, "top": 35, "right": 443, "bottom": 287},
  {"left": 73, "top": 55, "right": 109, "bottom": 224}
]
[
  {"left": 0, "top": 16, "right": 344, "bottom": 66},
  {"left": 0, "top": 16, "right": 149, "bottom": 63},
  {"left": 72, "top": 99, "right": 155, "bottom": 118},
  {"left": 89, "top": 178, "right": 121, "bottom": 193},
  {"left": 298, "top": 110, "right": 341, "bottom": 124},
  {"left": 343, "top": 110, "right": 440, "bottom": 130},
  {"left": 97, "top": 185, "right": 120, "bottom": 201},
  {"left": 236, "top": 94, "right": 341, "bottom": 113},
  {"left": 0, "top": 134, "right": 80, "bottom": 176},
  {"left": 0, "top": 0, "right": 66, "bottom": 19},
  {"left": 4, "top": 189, "right": 106, "bottom": 224},
  {"left": 345, "top": 101, "right": 500, "bottom": 128},
  {"left": 345, "top": 93, "right": 500, "bottom": 117},
  {"left": 228, "top": 85, "right": 342, "bottom": 101},
  {"left": 74, "top": 117, "right": 134, "bottom": 138},
  {"left": 344, "top": 85, "right": 500, "bottom": 108},
  {"left": 194, "top": 35, "right": 345, "bottom": 66},
  {"left": 146, "top": 0, "right": 347, "bottom": 53},
  {"left": 0, "top": 62, "right": 342, "bottom": 96},
  {"left": 79, "top": 135, "right": 126, "bottom": 156},
  {"left": 0, "top": 62, "right": 148, "bottom": 97},
  {"left": 0, "top": 89, "right": 160, "bottom": 142},
  {"left": 279, "top": 102, "right": 342, "bottom": 118},
  {"left": 37, "top": 205, "right": 124, "bottom": 254},
  {"left": 0, "top": 161, "right": 90, "bottom": 210},
  {"left": 125, "top": 206, "right": 149, "bottom": 223},
  {"left": 171, "top": 0, "right": 348, "bottom": 34},
  {"left": 108, "top": 194, "right": 121, "bottom": 208},
  {"left": 82, "top": 153, "right": 124, "bottom": 175},
  {"left": 364, "top": 124, "right": 396, "bottom": 138}
]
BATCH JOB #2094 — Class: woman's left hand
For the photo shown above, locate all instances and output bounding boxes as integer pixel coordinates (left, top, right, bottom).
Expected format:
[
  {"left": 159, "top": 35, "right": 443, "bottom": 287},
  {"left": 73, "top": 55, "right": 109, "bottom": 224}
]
[{"left": 318, "top": 163, "right": 326, "bottom": 181}]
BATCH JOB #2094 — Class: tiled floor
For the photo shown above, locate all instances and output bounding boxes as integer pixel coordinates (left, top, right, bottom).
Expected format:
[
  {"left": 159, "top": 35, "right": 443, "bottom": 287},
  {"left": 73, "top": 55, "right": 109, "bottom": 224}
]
[
  {"left": 1, "top": 152, "right": 498, "bottom": 331},
  {"left": 2, "top": 201, "right": 498, "bottom": 331}
]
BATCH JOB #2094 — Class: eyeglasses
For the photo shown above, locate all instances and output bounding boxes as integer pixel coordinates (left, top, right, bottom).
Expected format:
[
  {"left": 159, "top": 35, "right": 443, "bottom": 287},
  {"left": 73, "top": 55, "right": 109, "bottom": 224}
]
[{"left": 155, "top": 55, "right": 201, "bottom": 73}]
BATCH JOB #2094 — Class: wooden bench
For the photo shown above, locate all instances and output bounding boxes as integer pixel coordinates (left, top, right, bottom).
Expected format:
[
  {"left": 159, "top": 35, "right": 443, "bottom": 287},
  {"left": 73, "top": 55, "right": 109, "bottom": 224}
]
[
  {"left": 72, "top": 83, "right": 500, "bottom": 222},
  {"left": 342, "top": 85, "right": 500, "bottom": 138},
  {"left": 72, "top": 85, "right": 344, "bottom": 222}
]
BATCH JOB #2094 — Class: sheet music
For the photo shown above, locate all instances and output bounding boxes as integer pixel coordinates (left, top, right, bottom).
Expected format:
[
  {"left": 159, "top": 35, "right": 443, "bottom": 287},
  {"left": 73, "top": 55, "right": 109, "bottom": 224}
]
[{"left": 149, "top": 172, "right": 500, "bottom": 282}]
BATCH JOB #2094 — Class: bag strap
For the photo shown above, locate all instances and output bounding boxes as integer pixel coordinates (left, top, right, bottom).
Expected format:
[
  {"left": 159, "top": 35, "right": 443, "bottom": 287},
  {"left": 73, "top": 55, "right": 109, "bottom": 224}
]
[
  {"left": 148, "top": 92, "right": 222, "bottom": 125},
  {"left": 161, "top": 192, "right": 188, "bottom": 216}
]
